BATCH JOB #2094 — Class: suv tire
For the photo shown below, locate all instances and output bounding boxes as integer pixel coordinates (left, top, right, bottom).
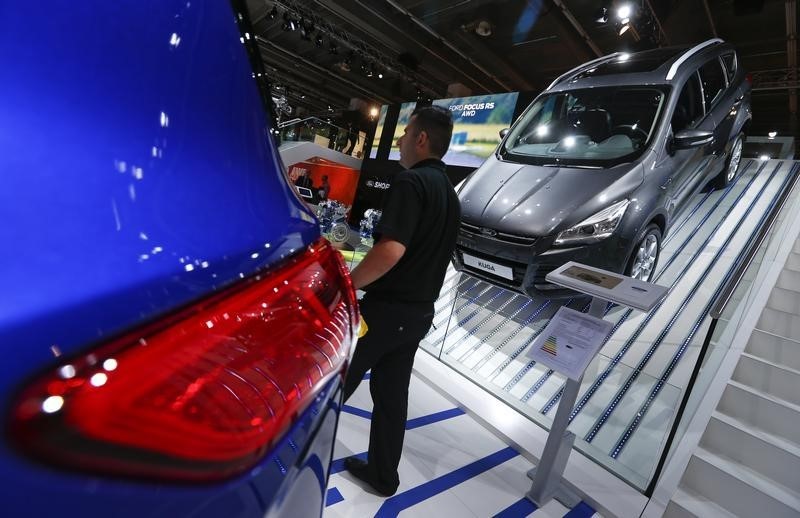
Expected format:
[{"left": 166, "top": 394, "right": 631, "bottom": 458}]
[
  {"left": 625, "top": 223, "right": 662, "bottom": 282},
  {"left": 713, "top": 133, "right": 743, "bottom": 189}
]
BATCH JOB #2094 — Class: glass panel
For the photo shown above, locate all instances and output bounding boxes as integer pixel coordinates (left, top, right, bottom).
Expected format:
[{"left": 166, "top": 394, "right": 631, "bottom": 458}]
[
  {"left": 657, "top": 166, "right": 800, "bottom": 473},
  {"left": 672, "top": 73, "right": 703, "bottom": 131},
  {"left": 721, "top": 52, "right": 737, "bottom": 83},
  {"left": 699, "top": 58, "right": 727, "bottom": 109},
  {"left": 503, "top": 87, "right": 666, "bottom": 164}
]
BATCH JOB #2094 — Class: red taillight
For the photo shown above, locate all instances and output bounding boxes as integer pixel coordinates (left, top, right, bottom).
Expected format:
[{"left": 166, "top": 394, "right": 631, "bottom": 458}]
[{"left": 10, "top": 238, "right": 358, "bottom": 481}]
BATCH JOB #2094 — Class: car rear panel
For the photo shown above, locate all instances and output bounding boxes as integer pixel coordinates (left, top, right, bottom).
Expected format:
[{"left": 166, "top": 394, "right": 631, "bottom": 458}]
[{"left": 0, "top": 2, "right": 341, "bottom": 516}]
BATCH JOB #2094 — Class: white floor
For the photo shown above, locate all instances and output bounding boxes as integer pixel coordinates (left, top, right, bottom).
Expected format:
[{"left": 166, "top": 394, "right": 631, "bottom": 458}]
[{"left": 324, "top": 371, "right": 600, "bottom": 518}]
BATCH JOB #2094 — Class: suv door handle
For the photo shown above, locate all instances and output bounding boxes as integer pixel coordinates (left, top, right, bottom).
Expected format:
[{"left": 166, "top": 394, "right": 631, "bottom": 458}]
[{"left": 660, "top": 177, "right": 673, "bottom": 190}]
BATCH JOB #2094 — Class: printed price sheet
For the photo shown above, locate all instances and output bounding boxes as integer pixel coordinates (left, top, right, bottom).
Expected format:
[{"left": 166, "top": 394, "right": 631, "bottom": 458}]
[{"left": 526, "top": 306, "right": 614, "bottom": 381}]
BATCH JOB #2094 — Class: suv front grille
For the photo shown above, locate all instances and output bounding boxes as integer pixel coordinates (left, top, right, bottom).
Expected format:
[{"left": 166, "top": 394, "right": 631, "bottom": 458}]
[{"left": 460, "top": 222, "right": 538, "bottom": 246}]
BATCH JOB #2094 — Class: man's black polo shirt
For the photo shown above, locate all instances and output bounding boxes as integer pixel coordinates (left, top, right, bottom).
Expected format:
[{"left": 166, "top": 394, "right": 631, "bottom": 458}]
[{"left": 364, "top": 158, "right": 461, "bottom": 303}]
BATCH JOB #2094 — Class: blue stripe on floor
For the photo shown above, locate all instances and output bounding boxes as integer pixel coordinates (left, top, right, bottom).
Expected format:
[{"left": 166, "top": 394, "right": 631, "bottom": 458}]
[
  {"left": 406, "top": 407, "right": 465, "bottom": 429},
  {"left": 342, "top": 405, "right": 372, "bottom": 419},
  {"left": 340, "top": 406, "right": 466, "bottom": 430},
  {"left": 325, "top": 487, "right": 344, "bottom": 507},
  {"left": 493, "top": 497, "right": 538, "bottom": 517},
  {"left": 374, "top": 446, "right": 519, "bottom": 518},
  {"left": 330, "top": 451, "right": 367, "bottom": 475},
  {"left": 563, "top": 501, "right": 596, "bottom": 518}
]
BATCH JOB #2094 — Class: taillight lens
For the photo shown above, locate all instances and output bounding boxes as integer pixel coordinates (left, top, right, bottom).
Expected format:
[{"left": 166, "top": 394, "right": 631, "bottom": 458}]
[{"left": 9, "top": 238, "right": 357, "bottom": 481}]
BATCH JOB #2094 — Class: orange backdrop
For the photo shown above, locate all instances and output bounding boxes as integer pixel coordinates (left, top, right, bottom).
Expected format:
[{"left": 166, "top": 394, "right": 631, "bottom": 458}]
[{"left": 288, "top": 157, "right": 361, "bottom": 206}]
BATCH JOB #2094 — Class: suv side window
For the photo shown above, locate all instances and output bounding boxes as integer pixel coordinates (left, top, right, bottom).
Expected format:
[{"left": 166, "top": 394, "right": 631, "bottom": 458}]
[
  {"left": 672, "top": 72, "right": 704, "bottom": 132},
  {"left": 699, "top": 58, "right": 727, "bottom": 110},
  {"left": 721, "top": 52, "right": 737, "bottom": 83}
]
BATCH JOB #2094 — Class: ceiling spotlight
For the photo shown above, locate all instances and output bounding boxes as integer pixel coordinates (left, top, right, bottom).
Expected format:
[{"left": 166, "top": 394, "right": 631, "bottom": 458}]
[
  {"left": 475, "top": 20, "right": 493, "bottom": 37},
  {"left": 378, "top": 71, "right": 384, "bottom": 79},
  {"left": 617, "top": 4, "right": 632, "bottom": 19},
  {"left": 759, "top": 154, "right": 770, "bottom": 161},
  {"left": 268, "top": 5, "right": 278, "bottom": 20},
  {"left": 768, "top": 131, "right": 777, "bottom": 138},
  {"left": 619, "top": 24, "right": 630, "bottom": 35},
  {"left": 315, "top": 34, "right": 324, "bottom": 47},
  {"left": 594, "top": 7, "right": 609, "bottom": 23}
]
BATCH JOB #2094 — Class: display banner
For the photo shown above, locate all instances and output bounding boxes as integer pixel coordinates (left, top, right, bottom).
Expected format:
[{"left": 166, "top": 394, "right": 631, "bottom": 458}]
[
  {"left": 433, "top": 92, "right": 519, "bottom": 167},
  {"left": 369, "top": 105, "right": 389, "bottom": 159},
  {"left": 387, "top": 102, "right": 418, "bottom": 161}
]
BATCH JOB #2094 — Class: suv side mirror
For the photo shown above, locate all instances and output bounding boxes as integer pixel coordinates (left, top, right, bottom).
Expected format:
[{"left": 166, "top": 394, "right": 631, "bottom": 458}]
[
  {"left": 673, "top": 129, "right": 713, "bottom": 150},
  {"left": 499, "top": 128, "right": 510, "bottom": 138}
]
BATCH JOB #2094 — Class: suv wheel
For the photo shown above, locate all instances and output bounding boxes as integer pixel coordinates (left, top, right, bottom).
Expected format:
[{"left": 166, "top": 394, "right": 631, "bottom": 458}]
[
  {"left": 713, "top": 133, "right": 743, "bottom": 189},
  {"left": 625, "top": 224, "right": 662, "bottom": 283}
]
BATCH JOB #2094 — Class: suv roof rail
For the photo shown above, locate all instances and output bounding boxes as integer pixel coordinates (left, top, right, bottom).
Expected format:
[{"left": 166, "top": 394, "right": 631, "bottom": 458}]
[
  {"left": 665, "top": 38, "right": 723, "bottom": 80},
  {"left": 546, "top": 52, "right": 622, "bottom": 90}
]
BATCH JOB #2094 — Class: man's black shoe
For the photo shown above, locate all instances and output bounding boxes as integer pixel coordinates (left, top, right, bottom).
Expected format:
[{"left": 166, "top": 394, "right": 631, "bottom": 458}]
[{"left": 343, "top": 457, "right": 397, "bottom": 497}]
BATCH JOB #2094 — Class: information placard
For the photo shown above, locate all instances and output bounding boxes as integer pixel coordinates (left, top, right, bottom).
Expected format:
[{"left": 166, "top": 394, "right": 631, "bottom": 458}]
[{"left": 526, "top": 306, "right": 613, "bottom": 381}]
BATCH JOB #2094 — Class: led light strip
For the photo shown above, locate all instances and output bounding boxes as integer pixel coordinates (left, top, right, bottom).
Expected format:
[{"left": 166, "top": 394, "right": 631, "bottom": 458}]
[
  {"left": 583, "top": 160, "right": 786, "bottom": 444},
  {"left": 610, "top": 160, "right": 799, "bottom": 457},
  {"left": 539, "top": 159, "right": 762, "bottom": 418},
  {"left": 443, "top": 292, "right": 522, "bottom": 355},
  {"left": 457, "top": 298, "right": 534, "bottom": 363},
  {"left": 473, "top": 299, "right": 553, "bottom": 374}
]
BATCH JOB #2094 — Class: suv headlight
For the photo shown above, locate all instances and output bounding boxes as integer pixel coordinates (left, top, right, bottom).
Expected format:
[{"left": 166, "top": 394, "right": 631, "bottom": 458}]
[{"left": 555, "top": 199, "right": 630, "bottom": 245}]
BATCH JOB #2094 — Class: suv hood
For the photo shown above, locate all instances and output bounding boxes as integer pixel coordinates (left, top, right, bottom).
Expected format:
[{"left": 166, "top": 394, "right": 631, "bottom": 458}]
[{"left": 458, "top": 154, "right": 644, "bottom": 236}]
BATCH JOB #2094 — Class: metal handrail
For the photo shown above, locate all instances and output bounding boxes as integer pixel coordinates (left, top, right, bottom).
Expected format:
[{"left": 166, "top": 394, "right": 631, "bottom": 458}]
[{"left": 710, "top": 163, "right": 800, "bottom": 318}]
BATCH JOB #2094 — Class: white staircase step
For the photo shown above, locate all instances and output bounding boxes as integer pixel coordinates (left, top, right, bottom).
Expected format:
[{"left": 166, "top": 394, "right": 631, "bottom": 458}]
[
  {"left": 785, "top": 251, "right": 800, "bottom": 272},
  {"left": 767, "top": 286, "right": 800, "bottom": 314},
  {"left": 794, "top": 238, "right": 800, "bottom": 255},
  {"left": 732, "top": 353, "right": 800, "bottom": 406},
  {"left": 775, "top": 268, "right": 800, "bottom": 292},
  {"left": 665, "top": 487, "right": 738, "bottom": 518},
  {"left": 702, "top": 411, "right": 800, "bottom": 493},
  {"left": 717, "top": 381, "right": 800, "bottom": 445},
  {"left": 746, "top": 329, "right": 800, "bottom": 371},
  {"left": 683, "top": 447, "right": 800, "bottom": 518},
  {"left": 756, "top": 306, "right": 800, "bottom": 340}
]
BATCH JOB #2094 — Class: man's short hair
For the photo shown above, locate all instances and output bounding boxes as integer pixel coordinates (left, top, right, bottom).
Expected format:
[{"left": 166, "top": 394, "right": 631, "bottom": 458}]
[{"left": 411, "top": 105, "right": 453, "bottom": 159}]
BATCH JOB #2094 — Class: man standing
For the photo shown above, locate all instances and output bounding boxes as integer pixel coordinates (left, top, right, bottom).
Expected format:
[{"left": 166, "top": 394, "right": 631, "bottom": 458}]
[{"left": 342, "top": 105, "right": 460, "bottom": 496}]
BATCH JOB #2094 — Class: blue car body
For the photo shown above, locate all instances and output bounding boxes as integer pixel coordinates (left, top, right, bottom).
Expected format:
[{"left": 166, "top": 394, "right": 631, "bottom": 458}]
[{"left": 0, "top": 2, "right": 354, "bottom": 516}]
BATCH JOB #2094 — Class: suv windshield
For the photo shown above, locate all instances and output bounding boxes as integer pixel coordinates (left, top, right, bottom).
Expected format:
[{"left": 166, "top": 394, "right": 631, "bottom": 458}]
[{"left": 501, "top": 86, "right": 667, "bottom": 167}]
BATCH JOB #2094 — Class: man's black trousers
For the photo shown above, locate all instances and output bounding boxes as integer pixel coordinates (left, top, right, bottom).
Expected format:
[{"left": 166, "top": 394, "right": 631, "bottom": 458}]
[{"left": 342, "top": 296, "right": 435, "bottom": 494}]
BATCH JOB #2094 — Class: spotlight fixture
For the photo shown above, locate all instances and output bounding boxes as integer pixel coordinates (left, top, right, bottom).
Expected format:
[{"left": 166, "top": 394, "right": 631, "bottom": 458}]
[
  {"left": 282, "top": 11, "right": 297, "bottom": 32},
  {"left": 617, "top": 4, "right": 632, "bottom": 19},
  {"left": 594, "top": 7, "right": 609, "bottom": 23},
  {"left": 768, "top": 131, "right": 777, "bottom": 138},
  {"left": 329, "top": 42, "right": 338, "bottom": 54},
  {"left": 315, "top": 34, "right": 324, "bottom": 47},
  {"left": 268, "top": 5, "right": 278, "bottom": 20}
]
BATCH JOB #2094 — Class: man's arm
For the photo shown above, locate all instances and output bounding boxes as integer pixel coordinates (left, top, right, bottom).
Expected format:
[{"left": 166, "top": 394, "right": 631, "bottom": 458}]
[{"left": 349, "top": 238, "right": 406, "bottom": 290}]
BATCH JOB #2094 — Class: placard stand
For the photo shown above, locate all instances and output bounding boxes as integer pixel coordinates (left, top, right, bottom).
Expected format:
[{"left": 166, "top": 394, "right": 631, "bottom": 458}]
[{"left": 525, "top": 262, "right": 668, "bottom": 507}]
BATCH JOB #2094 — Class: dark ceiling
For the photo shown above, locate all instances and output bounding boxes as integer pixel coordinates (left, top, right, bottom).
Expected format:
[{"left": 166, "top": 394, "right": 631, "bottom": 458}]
[{"left": 245, "top": 0, "right": 798, "bottom": 139}]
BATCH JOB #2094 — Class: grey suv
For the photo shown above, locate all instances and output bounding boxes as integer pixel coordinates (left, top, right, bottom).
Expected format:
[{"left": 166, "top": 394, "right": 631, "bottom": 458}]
[{"left": 453, "top": 39, "right": 751, "bottom": 298}]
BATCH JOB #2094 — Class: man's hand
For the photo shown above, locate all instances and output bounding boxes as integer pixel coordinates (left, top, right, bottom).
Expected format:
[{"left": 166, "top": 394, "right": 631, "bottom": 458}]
[{"left": 349, "top": 238, "right": 406, "bottom": 290}]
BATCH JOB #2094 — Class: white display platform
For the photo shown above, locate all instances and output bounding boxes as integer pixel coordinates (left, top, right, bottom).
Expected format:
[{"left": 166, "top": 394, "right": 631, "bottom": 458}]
[{"left": 420, "top": 158, "right": 798, "bottom": 488}]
